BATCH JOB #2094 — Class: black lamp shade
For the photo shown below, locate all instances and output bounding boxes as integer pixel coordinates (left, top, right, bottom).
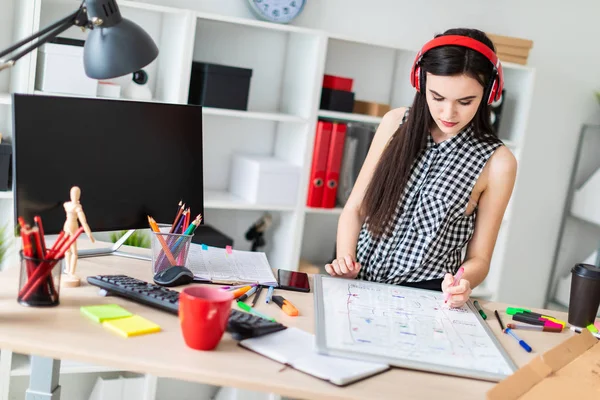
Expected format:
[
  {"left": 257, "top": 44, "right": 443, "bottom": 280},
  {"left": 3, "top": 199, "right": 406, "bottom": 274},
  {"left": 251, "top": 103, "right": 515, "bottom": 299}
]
[{"left": 83, "top": 18, "right": 158, "bottom": 80}]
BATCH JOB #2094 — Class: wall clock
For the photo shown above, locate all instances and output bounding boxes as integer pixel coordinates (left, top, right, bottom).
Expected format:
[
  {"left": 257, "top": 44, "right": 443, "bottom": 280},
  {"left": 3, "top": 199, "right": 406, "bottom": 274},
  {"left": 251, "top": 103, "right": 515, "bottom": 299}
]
[{"left": 246, "top": 0, "right": 306, "bottom": 24}]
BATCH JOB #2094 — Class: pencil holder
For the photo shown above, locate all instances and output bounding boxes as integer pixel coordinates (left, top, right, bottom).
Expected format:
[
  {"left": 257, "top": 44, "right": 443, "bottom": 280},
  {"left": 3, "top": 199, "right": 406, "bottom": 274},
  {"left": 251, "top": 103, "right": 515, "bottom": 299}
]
[
  {"left": 151, "top": 231, "right": 194, "bottom": 275},
  {"left": 17, "top": 251, "right": 63, "bottom": 307}
]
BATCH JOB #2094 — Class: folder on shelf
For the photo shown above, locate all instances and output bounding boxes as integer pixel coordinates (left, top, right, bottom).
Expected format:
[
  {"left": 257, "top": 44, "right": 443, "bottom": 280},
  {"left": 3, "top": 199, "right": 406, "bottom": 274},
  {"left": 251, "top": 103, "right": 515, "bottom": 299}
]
[
  {"left": 307, "top": 120, "right": 333, "bottom": 207},
  {"left": 185, "top": 243, "right": 278, "bottom": 286},
  {"left": 322, "top": 122, "right": 347, "bottom": 208},
  {"left": 337, "top": 123, "right": 376, "bottom": 206},
  {"left": 239, "top": 327, "right": 389, "bottom": 386}
]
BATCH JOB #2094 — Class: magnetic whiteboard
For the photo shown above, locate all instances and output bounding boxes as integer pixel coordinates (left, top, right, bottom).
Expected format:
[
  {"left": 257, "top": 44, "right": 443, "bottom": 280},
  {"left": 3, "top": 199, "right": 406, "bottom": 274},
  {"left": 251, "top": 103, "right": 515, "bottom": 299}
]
[{"left": 314, "top": 275, "right": 516, "bottom": 382}]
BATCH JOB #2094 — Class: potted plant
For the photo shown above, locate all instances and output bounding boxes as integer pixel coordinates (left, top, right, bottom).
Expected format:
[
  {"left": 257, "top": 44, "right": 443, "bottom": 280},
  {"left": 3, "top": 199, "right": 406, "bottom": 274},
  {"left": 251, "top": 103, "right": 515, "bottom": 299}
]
[{"left": 109, "top": 230, "right": 150, "bottom": 249}]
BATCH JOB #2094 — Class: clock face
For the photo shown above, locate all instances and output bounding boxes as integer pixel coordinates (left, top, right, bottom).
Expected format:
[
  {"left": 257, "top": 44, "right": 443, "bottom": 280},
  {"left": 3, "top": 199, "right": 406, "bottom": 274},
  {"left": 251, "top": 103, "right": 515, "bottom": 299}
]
[{"left": 247, "top": 0, "right": 306, "bottom": 24}]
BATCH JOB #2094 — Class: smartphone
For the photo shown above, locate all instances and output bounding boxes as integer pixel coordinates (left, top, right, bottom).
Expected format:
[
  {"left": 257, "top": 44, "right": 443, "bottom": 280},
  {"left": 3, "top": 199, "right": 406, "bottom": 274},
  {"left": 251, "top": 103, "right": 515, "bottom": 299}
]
[{"left": 277, "top": 269, "right": 310, "bottom": 292}]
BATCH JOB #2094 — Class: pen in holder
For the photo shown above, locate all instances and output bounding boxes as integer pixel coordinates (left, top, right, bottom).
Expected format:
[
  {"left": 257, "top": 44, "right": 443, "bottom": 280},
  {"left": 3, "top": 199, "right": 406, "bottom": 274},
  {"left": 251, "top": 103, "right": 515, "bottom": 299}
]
[
  {"left": 151, "top": 231, "right": 194, "bottom": 274},
  {"left": 18, "top": 250, "right": 63, "bottom": 307}
]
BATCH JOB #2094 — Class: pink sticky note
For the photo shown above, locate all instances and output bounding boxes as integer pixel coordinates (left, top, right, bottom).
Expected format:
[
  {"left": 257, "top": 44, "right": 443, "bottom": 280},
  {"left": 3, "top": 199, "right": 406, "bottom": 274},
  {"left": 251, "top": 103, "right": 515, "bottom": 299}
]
[
  {"left": 595, "top": 320, "right": 600, "bottom": 331},
  {"left": 226, "top": 245, "right": 232, "bottom": 254}
]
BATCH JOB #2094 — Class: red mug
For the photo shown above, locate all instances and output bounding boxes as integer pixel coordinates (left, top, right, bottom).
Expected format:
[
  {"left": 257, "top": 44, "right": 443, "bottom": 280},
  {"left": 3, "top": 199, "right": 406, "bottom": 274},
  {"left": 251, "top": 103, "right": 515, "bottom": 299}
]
[{"left": 179, "top": 286, "right": 234, "bottom": 350}]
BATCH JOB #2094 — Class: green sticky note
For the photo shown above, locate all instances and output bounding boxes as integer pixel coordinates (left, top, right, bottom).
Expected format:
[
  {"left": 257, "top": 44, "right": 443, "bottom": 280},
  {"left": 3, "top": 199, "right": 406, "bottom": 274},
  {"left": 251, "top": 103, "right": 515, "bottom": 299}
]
[{"left": 80, "top": 304, "right": 133, "bottom": 323}]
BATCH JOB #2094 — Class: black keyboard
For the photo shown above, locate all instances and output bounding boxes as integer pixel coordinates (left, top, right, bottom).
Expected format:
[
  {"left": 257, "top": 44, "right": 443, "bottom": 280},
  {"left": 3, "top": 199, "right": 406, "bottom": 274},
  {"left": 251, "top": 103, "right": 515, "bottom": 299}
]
[{"left": 87, "top": 274, "right": 287, "bottom": 340}]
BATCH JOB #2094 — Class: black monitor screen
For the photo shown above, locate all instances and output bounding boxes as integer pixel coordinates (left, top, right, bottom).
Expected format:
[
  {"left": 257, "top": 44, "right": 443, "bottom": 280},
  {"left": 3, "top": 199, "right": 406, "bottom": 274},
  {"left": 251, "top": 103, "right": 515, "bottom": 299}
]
[{"left": 12, "top": 94, "right": 204, "bottom": 234}]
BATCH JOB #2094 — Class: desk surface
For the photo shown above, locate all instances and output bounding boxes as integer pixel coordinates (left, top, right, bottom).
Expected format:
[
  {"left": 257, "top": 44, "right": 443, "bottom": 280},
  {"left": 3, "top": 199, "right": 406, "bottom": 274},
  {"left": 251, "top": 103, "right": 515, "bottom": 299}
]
[{"left": 0, "top": 242, "right": 577, "bottom": 400}]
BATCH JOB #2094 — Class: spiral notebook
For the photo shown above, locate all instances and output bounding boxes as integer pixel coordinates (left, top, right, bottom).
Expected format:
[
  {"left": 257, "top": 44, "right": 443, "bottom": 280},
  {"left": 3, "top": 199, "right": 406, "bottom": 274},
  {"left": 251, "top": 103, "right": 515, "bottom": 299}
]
[
  {"left": 186, "top": 244, "right": 278, "bottom": 286},
  {"left": 239, "top": 327, "right": 389, "bottom": 386}
]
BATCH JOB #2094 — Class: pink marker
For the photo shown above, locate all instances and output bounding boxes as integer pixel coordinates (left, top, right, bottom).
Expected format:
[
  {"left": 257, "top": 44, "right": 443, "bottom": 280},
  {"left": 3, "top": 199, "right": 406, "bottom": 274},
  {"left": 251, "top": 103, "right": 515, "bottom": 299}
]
[{"left": 444, "top": 267, "right": 465, "bottom": 304}]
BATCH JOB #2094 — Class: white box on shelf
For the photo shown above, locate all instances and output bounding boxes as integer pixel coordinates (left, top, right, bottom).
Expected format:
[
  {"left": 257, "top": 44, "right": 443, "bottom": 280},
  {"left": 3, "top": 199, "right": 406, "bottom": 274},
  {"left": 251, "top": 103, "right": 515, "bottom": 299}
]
[
  {"left": 35, "top": 41, "right": 98, "bottom": 96},
  {"left": 229, "top": 154, "right": 300, "bottom": 206}
]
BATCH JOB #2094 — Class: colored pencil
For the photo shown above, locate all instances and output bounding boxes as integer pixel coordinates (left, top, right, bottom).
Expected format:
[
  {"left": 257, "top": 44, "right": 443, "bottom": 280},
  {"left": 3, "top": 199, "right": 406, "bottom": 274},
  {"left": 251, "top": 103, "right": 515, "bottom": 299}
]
[
  {"left": 147, "top": 216, "right": 177, "bottom": 266},
  {"left": 169, "top": 203, "right": 185, "bottom": 233}
]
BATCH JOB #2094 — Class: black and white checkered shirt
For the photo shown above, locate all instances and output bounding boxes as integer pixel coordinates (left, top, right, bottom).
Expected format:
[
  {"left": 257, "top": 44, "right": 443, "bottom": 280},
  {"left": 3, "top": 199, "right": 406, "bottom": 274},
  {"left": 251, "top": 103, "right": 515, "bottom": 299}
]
[{"left": 356, "top": 110, "right": 502, "bottom": 284}]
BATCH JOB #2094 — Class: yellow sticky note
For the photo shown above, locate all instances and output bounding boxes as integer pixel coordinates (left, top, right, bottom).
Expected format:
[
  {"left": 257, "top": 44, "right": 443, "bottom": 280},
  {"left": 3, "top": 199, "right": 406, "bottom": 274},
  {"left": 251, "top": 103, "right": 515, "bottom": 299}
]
[{"left": 102, "top": 315, "right": 161, "bottom": 338}]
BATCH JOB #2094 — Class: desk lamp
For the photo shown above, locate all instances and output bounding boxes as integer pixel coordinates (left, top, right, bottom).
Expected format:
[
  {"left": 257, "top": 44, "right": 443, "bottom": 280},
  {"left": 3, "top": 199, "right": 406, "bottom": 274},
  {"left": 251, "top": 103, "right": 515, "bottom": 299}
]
[{"left": 0, "top": 0, "right": 158, "bottom": 79}]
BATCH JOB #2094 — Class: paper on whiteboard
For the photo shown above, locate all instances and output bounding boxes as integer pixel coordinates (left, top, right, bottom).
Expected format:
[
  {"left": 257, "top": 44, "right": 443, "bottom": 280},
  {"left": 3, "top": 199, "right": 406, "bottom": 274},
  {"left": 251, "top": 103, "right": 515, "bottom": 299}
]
[{"left": 320, "top": 278, "right": 514, "bottom": 376}]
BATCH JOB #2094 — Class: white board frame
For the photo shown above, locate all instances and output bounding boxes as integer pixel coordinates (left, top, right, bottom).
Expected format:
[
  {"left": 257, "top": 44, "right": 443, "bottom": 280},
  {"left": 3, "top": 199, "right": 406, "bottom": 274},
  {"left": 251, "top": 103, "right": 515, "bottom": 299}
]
[{"left": 313, "top": 275, "right": 517, "bottom": 382}]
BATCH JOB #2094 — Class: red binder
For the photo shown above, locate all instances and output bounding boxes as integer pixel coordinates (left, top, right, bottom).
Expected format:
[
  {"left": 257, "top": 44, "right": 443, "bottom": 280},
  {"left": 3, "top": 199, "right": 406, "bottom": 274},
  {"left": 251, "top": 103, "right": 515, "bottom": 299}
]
[
  {"left": 322, "top": 123, "right": 347, "bottom": 208},
  {"left": 306, "top": 121, "right": 333, "bottom": 207}
]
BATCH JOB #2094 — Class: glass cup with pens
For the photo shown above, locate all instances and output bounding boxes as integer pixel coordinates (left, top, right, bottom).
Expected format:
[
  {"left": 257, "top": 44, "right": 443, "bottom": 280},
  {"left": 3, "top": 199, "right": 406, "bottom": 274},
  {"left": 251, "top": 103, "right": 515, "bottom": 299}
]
[
  {"left": 148, "top": 212, "right": 201, "bottom": 275},
  {"left": 17, "top": 215, "right": 84, "bottom": 307},
  {"left": 150, "top": 229, "right": 194, "bottom": 275}
]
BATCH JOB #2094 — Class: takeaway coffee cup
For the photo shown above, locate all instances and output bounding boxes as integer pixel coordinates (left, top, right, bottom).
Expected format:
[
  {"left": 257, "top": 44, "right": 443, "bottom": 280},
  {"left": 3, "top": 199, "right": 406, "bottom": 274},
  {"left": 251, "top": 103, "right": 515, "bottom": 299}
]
[{"left": 568, "top": 263, "right": 600, "bottom": 327}]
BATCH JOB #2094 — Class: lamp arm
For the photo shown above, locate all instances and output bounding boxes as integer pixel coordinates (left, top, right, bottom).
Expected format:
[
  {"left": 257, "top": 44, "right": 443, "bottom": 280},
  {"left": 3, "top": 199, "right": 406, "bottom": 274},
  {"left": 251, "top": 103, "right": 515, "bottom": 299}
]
[{"left": 0, "top": 7, "right": 89, "bottom": 71}]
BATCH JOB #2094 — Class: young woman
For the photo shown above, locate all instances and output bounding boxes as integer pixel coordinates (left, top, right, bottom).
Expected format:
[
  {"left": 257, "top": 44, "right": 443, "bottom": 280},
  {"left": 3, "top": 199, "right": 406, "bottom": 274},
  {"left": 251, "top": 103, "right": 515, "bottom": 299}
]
[{"left": 324, "top": 28, "right": 517, "bottom": 308}]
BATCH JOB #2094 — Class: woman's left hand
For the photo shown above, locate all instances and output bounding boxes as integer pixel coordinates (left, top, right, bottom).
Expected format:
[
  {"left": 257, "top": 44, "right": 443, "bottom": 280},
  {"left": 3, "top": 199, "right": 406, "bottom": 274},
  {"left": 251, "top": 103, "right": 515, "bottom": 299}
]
[{"left": 442, "top": 273, "right": 472, "bottom": 308}]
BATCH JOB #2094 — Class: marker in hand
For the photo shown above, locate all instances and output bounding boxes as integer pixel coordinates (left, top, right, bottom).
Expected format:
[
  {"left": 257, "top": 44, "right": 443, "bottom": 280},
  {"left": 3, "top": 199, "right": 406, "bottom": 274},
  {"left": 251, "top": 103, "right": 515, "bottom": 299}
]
[{"left": 444, "top": 267, "right": 465, "bottom": 304}]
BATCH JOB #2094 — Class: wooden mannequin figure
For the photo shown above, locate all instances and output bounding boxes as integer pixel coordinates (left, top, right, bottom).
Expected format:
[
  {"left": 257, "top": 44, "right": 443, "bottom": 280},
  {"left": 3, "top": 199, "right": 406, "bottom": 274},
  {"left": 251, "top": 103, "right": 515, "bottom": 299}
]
[{"left": 62, "top": 186, "right": 95, "bottom": 287}]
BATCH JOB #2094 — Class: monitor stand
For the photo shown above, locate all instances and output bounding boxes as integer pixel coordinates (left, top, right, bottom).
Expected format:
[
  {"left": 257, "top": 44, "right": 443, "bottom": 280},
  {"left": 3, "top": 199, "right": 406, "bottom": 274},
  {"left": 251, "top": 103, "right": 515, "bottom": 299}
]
[{"left": 77, "top": 230, "right": 151, "bottom": 261}]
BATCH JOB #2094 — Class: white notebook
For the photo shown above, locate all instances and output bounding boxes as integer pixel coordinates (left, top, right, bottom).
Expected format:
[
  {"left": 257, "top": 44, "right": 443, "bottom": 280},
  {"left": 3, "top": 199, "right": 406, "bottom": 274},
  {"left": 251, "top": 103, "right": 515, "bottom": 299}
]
[
  {"left": 186, "top": 244, "right": 278, "bottom": 286},
  {"left": 239, "top": 327, "right": 389, "bottom": 386}
]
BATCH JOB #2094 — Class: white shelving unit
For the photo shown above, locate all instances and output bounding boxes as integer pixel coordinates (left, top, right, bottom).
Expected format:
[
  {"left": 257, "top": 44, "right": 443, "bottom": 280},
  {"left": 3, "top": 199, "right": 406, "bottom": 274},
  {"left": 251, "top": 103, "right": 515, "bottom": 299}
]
[
  {"left": 0, "top": 0, "right": 535, "bottom": 398},
  {"left": 547, "top": 123, "right": 600, "bottom": 311}
]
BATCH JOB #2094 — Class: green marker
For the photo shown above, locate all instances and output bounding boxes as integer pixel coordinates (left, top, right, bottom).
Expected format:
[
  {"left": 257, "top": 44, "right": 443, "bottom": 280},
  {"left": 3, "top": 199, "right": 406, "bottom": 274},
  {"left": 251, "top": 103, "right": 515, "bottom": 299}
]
[
  {"left": 506, "top": 307, "right": 531, "bottom": 315},
  {"left": 237, "top": 301, "right": 276, "bottom": 322},
  {"left": 473, "top": 300, "right": 487, "bottom": 320}
]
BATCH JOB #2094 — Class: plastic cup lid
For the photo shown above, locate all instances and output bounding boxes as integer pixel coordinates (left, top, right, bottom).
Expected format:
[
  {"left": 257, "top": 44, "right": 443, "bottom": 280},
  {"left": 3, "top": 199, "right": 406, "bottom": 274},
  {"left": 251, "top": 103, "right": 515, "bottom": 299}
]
[{"left": 572, "top": 263, "right": 600, "bottom": 280}]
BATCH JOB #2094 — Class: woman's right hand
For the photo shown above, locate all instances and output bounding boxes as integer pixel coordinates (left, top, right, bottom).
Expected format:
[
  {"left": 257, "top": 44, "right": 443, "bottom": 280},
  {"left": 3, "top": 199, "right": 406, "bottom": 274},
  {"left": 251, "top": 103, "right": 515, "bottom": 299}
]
[{"left": 325, "top": 255, "right": 362, "bottom": 279}]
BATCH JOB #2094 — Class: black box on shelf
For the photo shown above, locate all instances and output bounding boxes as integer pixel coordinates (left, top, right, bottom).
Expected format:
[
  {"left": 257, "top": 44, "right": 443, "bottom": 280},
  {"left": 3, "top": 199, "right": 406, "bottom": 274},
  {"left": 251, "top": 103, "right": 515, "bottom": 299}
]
[
  {"left": 188, "top": 62, "right": 253, "bottom": 110},
  {"left": 0, "top": 143, "right": 12, "bottom": 191},
  {"left": 320, "top": 88, "right": 355, "bottom": 113},
  {"left": 192, "top": 224, "right": 234, "bottom": 248}
]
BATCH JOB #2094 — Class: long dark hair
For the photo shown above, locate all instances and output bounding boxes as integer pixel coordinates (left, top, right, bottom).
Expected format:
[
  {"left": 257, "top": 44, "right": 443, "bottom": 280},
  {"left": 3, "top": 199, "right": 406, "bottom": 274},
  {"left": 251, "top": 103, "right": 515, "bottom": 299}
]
[{"left": 361, "top": 28, "right": 499, "bottom": 237}]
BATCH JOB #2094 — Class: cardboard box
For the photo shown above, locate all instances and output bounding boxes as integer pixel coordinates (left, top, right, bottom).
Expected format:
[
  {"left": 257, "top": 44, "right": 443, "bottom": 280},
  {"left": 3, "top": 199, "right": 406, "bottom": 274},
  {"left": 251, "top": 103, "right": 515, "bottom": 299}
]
[
  {"left": 486, "top": 33, "right": 534, "bottom": 50},
  {"left": 486, "top": 33, "right": 533, "bottom": 65},
  {"left": 353, "top": 100, "right": 391, "bottom": 117},
  {"left": 487, "top": 330, "right": 600, "bottom": 400}
]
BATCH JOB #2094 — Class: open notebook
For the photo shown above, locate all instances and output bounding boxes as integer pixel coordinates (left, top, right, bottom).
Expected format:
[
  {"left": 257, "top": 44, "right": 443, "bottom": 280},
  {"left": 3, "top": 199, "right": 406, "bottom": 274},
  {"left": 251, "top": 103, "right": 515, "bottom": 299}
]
[
  {"left": 239, "top": 327, "right": 389, "bottom": 386},
  {"left": 186, "top": 244, "right": 278, "bottom": 286}
]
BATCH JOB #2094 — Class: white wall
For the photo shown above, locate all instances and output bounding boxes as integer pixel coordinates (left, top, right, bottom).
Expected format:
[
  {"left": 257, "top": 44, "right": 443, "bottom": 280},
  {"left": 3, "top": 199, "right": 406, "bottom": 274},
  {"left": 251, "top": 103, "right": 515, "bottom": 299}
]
[{"left": 133, "top": 0, "right": 600, "bottom": 308}]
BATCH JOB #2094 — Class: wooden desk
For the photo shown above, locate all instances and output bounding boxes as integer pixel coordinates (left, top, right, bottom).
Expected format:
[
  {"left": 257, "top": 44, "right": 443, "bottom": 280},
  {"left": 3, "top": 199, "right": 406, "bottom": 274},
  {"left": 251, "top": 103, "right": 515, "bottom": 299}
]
[{"left": 0, "top": 244, "right": 577, "bottom": 400}]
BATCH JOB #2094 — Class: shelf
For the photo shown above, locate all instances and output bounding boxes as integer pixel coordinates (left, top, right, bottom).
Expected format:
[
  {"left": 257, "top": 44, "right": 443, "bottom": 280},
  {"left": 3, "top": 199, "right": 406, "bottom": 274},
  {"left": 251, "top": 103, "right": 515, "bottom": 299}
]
[
  {"left": 0, "top": 191, "right": 13, "bottom": 199},
  {"left": 194, "top": 10, "right": 320, "bottom": 35},
  {"left": 570, "top": 167, "right": 600, "bottom": 227},
  {"left": 317, "top": 110, "right": 383, "bottom": 125},
  {"left": 305, "top": 206, "right": 343, "bottom": 215},
  {"left": 202, "top": 107, "right": 307, "bottom": 123},
  {"left": 11, "top": 354, "right": 122, "bottom": 376},
  {"left": 204, "top": 190, "right": 296, "bottom": 212},
  {"left": 0, "top": 93, "right": 10, "bottom": 105}
]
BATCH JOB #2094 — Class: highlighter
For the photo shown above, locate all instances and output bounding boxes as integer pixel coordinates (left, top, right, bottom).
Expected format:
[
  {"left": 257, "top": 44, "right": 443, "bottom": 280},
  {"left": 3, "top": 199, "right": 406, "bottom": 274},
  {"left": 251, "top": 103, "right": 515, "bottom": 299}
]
[
  {"left": 272, "top": 295, "right": 299, "bottom": 317},
  {"left": 231, "top": 286, "right": 252, "bottom": 299}
]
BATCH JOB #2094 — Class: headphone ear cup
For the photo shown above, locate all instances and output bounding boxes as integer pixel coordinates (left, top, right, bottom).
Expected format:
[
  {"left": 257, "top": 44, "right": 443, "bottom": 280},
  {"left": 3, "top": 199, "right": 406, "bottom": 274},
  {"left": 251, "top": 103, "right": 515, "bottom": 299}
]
[
  {"left": 413, "top": 65, "right": 421, "bottom": 92},
  {"left": 418, "top": 66, "right": 426, "bottom": 94},
  {"left": 487, "top": 76, "right": 498, "bottom": 105}
]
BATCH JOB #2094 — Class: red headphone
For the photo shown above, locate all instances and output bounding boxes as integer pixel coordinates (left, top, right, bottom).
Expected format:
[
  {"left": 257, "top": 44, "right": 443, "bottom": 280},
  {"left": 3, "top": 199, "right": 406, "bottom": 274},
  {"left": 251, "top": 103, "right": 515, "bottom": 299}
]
[{"left": 410, "top": 35, "right": 504, "bottom": 105}]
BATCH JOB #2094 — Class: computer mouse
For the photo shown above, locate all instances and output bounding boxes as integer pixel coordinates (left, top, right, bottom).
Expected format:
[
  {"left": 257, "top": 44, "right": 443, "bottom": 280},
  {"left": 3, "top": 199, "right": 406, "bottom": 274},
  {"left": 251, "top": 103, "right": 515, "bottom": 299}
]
[{"left": 153, "top": 265, "right": 194, "bottom": 287}]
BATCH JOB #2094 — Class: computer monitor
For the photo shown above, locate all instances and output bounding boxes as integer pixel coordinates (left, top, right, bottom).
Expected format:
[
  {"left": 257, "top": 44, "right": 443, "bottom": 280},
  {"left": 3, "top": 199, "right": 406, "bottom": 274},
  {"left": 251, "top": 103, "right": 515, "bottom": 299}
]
[{"left": 12, "top": 93, "right": 204, "bottom": 242}]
